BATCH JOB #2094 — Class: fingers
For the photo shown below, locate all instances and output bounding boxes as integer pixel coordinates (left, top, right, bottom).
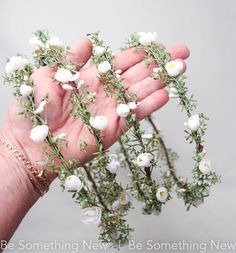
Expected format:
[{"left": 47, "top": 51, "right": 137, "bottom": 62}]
[
  {"left": 126, "top": 58, "right": 186, "bottom": 103},
  {"left": 122, "top": 61, "right": 157, "bottom": 88},
  {"left": 66, "top": 38, "right": 93, "bottom": 70},
  {"left": 120, "top": 45, "right": 189, "bottom": 89},
  {"left": 113, "top": 42, "right": 167, "bottom": 72},
  {"left": 114, "top": 47, "right": 146, "bottom": 72},
  {"left": 128, "top": 77, "right": 164, "bottom": 101},
  {"left": 114, "top": 44, "right": 189, "bottom": 74},
  {"left": 134, "top": 89, "right": 169, "bottom": 120},
  {"left": 167, "top": 45, "right": 190, "bottom": 60}
]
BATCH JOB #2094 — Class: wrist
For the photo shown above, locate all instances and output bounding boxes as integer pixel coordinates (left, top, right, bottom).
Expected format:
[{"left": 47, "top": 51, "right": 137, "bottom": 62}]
[
  {"left": 1, "top": 119, "right": 58, "bottom": 185},
  {"left": 0, "top": 113, "right": 58, "bottom": 241},
  {"left": 0, "top": 143, "right": 40, "bottom": 241},
  {"left": 0, "top": 125, "right": 54, "bottom": 197},
  {"left": 0, "top": 132, "right": 41, "bottom": 200}
]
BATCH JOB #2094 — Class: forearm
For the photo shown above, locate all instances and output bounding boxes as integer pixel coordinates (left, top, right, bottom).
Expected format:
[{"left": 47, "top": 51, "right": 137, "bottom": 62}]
[{"left": 0, "top": 138, "right": 40, "bottom": 242}]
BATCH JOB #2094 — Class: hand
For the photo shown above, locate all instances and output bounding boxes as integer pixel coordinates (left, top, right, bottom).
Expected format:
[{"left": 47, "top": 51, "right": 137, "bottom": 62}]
[{"left": 1, "top": 38, "right": 190, "bottom": 182}]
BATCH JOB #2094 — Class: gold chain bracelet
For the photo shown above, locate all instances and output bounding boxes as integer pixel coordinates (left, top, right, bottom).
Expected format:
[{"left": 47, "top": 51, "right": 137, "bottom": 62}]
[{"left": 0, "top": 136, "right": 50, "bottom": 196}]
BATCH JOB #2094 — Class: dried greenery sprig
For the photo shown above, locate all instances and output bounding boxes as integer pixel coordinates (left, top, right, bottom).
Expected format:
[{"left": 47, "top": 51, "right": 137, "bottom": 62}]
[
  {"left": 124, "top": 32, "right": 221, "bottom": 209},
  {"left": 70, "top": 85, "right": 133, "bottom": 245},
  {"left": 88, "top": 32, "right": 170, "bottom": 215},
  {"left": 2, "top": 30, "right": 221, "bottom": 248},
  {"left": 4, "top": 31, "right": 133, "bottom": 246}
]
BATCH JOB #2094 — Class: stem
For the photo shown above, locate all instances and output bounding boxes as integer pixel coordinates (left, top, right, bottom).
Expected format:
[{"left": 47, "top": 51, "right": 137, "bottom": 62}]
[
  {"left": 71, "top": 91, "right": 124, "bottom": 210},
  {"left": 147, "top": 116, "right": 188, "bottom": 189},
  {"left": 132, "top": 121, "right": 145, "bottom": 150},
  {"left": 119, "top": 139, "right": 145, "bottom": 197},
  {"left": 46, "top": 133, "right": 71, "bottom": 171},
  {"left": 83, "top": 165, "right": 109, "bottom": 211},
  {"left": 28, "top": 97, "right": 72, "bottom": 173}
]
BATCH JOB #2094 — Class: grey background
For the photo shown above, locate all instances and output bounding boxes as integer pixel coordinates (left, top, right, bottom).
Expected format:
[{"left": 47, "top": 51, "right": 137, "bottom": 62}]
[{"left": 0, "top": 0, "right": 235, "bottom": 252}]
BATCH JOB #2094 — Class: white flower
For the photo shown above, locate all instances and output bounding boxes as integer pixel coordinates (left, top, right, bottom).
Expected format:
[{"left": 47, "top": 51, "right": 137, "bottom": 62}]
[
  {"left": 34, "top": 105, "right": 44, "bottom": 114},
  {"left": 109, "top": 154, "right": 118, "bottom": 159},
  {"left": 34, "top": 100, "right": 46, "bottom": 114},
  {"left": 156, "top": 187, "right": 168, "bottom": 202},
  {"left": 54, "top": 133, "right": 66, "bottom": 141},
  {"left": 11, "top": 56, "right": 29, "bottom": 68},
  {"left": 116, "top": 104, "right": 130, "bottom": 117},
  {"left": 128, "top": 101, "right": 139, "bottom": 110},
  {"left": 23, "top": 75, "right": 28, "bottom": 81},
  {"left": 119, "top": 192, "right": 131, "bottom": 205},
  {"left": 115, "top": 69, "right": 122, "bottom": 75},
  {"left": 199, "top": 159, "right": 212, "bottom": 174},
  {"left": 136, "top": 153, "right": 153, "bottom": 168},
  {"left": 193, "top": 200, "right": 203, "bottom": 207},
  {"left": 30, "top": 125, "right": 49, "bottom": 142},
  {"left": 97, "top": 61, "right": 111, "bottom": 73},
  {"left": 169, "top": 87, "right": 179, "bottom": 98},
  {"left": 94, "top": 46, "right": 105, "bottom": 56},
  {"left": 153, "top": 67, "right": 161, "bottom": 73},
  {"left": 89, "top": 116, "right": 108, "bottom": 130},
  {"left": 55, "top": 69, "right": 80, "bottom": 83},
  {"left": 29, "top": 37, "right": 45, "bottom": 50},
  {"left": 35, "top": 160, "right": 47, "bottom": 166},
  {"left": 46, "top": 37, "right": 62, "bottom": 47},
  {"left": 197, "top": 181, "right": 203, "bottom": 186},
  {"left": 87, "top": 92, "right": 96, "bottom": 100},
  {"left": 107, "top": 159, "right": 120, "bottom": 174},
  {"left": 141, "top": 133, "right": 153, "bottom": 140},
  {"left": 55, "top": 68, "right": 73, "bottom": 83},
  {"left": 70, "top": 72, "right": 80, "bottom": 82},
  {"left": 138, "top": 32, "right": 157, "bottom": 46},
  {"left": 184, "top": 114, "right": 200, "bottom": 131},
  {"left": 64, "top": 175, "right": 83, "bottom": 192},
  {"left": 81, "top": 207, "right": 102, "bottom": 225},
  {"left": 166, "top": 170, "right": 171, "bottom": 177},
  {"left": 20, "top": 85, "right": 33, "bottom": 97},
  {"left": 77, "top": 80, "right": 85, "bottom": 90},
  {"left": 5, "top": 56, "right": 30, "bottom": 74},
  {"left": 112, "top": 200, "right": 121, "bottom": 210},
  {"left": 5, "top": 62, "right": 16, "bottom": 74},
  {"left": 115, "top": 73, "right": 121, "bottom": 79},
  {"left": 178, "top": 188, "right": 187, "bottom": 193},
  {"left": 165, "top": 60, "right": 184, "bottom": 77},
  {"left": 62, "top": 84, "right": 74, "bottom": 91},
  {"left": 39, "top": 100, "right": 47, "bottom": 107},
  {"left": 117, "top": 153, "right": 125, "bottom": 162}
]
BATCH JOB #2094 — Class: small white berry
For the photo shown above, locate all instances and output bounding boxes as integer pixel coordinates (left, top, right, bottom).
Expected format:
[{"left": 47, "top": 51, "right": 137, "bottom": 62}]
[
  {"left": 64, "top": 175, "right": 83, "bottom": 192},
  {"left": 97, "top": 61, "right": 111, "bottom": 74},
  {"left": 30, "top": 125, "right": 49, "bottom": 143},
  {"left": 20, "top": 85, "right": 33, "bottom": 97},
  {"left": 89, "top": 116, "right": 108, "bottom": 130},
  {"left": 116, "top": 104, "right": 130, "bottom": 117}
]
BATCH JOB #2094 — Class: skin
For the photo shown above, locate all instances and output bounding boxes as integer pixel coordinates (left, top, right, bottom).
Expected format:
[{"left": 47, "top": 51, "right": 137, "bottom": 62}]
[{"left": 0, "top": 38, "right": 190, "bottom": 243}]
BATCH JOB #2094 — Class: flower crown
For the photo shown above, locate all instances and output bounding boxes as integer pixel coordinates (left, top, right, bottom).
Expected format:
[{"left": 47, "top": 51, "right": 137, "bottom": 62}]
[{"left": 3, "top": 30, "right": 220, "bottom": 247}]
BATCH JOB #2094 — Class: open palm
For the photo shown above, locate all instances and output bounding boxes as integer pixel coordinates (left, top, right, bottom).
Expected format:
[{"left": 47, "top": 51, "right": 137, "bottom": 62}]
[{"left": 2, "top": 38, "right": 189, "bottom": 180}]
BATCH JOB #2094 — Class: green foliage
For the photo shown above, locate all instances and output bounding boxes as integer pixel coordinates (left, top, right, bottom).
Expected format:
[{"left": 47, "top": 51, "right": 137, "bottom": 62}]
[{"left": 2, "top": 30, "right": 221, "bottom": 248}]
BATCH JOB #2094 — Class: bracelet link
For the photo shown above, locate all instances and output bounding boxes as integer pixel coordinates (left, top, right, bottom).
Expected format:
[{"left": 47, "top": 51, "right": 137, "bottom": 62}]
[{"left": 0, "top": 136, "right": 50, "bottom": 196}]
